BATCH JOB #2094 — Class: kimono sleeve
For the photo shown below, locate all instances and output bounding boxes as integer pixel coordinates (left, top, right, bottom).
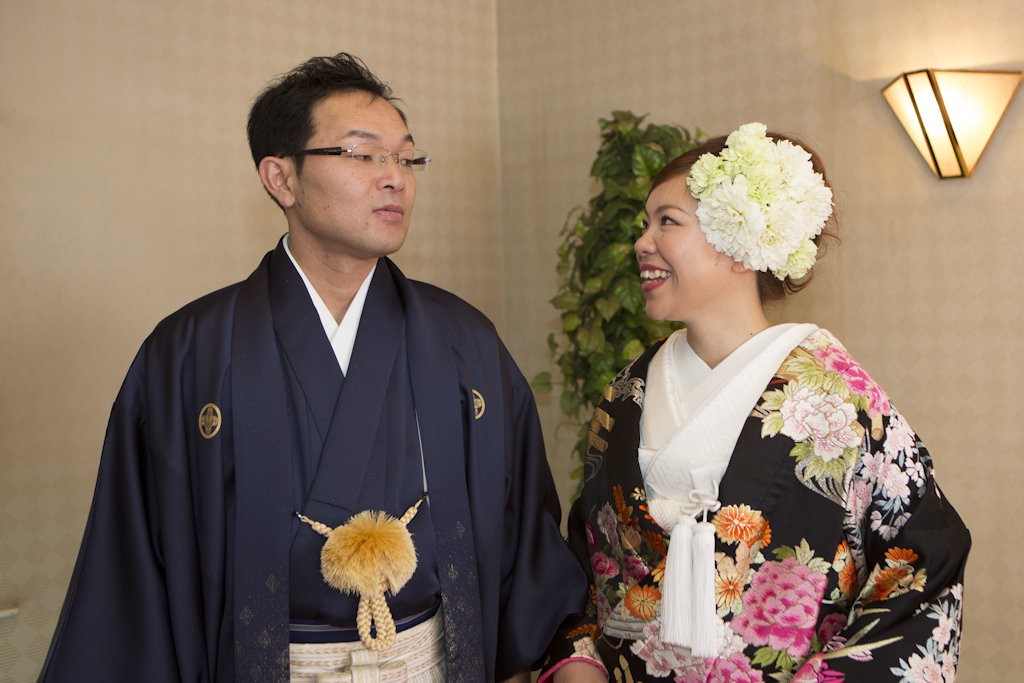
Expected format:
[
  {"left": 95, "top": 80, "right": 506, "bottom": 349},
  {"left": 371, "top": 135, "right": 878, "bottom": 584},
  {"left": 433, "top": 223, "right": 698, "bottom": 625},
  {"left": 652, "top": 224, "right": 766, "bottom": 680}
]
[
  {"left": 490, "top": 372, "right": 593, "bottom": 681},
  {"left": 38, "top": 349, "right": 192, "bottom": 683},
  {"left": 793, "top": 405, "right": 971, "bottom": 682},
  {"left": 536, "top": 496, "right": 607, "bottom": 682}
]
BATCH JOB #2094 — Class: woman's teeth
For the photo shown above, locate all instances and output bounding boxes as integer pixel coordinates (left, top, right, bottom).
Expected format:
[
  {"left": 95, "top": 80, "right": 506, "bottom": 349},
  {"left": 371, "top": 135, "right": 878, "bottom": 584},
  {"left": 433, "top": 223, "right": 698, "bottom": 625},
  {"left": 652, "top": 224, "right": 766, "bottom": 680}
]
[{"left": 641, "top": 269, "right": 670, "bottom": 280}]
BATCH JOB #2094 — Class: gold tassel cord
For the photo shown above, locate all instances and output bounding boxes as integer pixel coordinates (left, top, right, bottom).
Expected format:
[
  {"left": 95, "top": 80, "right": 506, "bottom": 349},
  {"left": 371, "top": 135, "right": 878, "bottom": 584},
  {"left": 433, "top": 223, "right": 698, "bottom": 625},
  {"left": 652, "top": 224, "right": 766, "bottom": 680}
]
[{"left": 295, "top": 494, "right": 428, "bottom": 650}]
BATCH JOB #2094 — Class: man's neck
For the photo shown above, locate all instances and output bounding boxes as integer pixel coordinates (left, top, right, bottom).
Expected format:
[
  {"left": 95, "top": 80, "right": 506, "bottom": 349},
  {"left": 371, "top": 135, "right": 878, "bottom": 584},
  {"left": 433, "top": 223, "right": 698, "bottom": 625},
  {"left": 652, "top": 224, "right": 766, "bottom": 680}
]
[{"left": 286, "top": 232, "right": 377, "bottom": 324}]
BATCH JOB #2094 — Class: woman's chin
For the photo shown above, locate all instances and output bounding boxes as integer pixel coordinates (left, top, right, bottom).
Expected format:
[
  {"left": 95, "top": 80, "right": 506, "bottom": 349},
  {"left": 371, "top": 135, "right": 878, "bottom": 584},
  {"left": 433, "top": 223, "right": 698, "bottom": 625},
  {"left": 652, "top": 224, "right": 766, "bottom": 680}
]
[{"left": 644, "top": 304, "right": 669, "bottom": 322}]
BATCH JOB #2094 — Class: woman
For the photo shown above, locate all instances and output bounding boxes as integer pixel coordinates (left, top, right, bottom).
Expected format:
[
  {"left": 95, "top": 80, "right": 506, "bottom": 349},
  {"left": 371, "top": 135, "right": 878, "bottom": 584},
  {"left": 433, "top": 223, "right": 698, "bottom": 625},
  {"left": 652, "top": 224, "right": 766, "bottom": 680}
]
[{"left": 542, "top": 124, "right": 969, "bottom": 683}]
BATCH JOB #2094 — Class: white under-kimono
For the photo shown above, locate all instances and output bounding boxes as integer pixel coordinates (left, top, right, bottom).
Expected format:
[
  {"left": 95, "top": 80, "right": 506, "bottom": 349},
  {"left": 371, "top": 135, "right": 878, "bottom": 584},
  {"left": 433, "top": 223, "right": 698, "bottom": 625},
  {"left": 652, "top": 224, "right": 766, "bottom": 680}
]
[{"left": 542, "top": 325, "right": 970, "bottom": 683}]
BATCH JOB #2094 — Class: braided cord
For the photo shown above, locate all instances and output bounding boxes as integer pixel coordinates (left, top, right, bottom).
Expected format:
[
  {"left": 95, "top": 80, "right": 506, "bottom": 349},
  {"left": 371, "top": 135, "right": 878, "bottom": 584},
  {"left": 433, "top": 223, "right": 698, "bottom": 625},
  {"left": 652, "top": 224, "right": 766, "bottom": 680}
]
[{"left": 356, "top": 579, "right": 398, "bottom": 651}]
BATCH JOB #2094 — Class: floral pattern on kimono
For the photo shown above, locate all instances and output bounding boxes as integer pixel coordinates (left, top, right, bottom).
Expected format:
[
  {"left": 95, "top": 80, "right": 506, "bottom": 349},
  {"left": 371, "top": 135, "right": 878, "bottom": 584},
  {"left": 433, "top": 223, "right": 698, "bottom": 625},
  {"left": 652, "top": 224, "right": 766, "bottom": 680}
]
[{"left": 541, "top": 329, "right": 969, "bottom": 683}]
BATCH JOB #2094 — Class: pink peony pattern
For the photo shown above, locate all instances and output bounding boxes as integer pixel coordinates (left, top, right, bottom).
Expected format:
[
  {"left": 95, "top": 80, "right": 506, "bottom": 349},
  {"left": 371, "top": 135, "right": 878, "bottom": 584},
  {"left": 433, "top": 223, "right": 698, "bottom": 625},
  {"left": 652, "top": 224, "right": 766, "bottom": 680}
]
[
  {"left": 779, "top": 387, "right": 860, "bottom": 462},
  {"left": 623, "top": 555, "right": 650, "bottom": 584},
  {"left": 792, "top": 653, "right": 846, "bottom": 682},
  {"left": 595, "top": 588, "right": 612, "bottom": 627},
  {"left": 629, "top": 622, "right": 707, "bottom": 679},
  {"left": 592, "top": 552, "right": 620, "bottom": 578},
  {"left": 811, "top": 342, "right": 890, "bottom": 418},
  {"left": 817, "top": 612, "right": 847, "bottom": 648},
  {"left": 731, "top": 557, "right": 828, "bottom": 657},
  {"left": 706, "top": 654, "right": 764, "bottom": 683},
  {"left": 597, "top": 503, "right": 620, "bottom": 549}
]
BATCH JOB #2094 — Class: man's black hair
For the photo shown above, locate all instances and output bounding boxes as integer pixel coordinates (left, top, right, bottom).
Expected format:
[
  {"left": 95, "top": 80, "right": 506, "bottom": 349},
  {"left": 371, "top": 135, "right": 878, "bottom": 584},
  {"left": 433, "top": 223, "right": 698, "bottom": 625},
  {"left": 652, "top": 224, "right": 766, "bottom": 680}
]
[{"left": 247, "top": 53, "right": 406, "bottom": 177}]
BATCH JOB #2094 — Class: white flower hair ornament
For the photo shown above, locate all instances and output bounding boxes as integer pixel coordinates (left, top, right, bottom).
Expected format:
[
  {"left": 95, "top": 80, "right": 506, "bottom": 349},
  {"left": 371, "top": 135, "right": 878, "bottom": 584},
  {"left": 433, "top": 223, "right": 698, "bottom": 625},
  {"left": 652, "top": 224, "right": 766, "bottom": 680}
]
[{"left": 686, "top": 123, "right": 833, "bottom": 280}]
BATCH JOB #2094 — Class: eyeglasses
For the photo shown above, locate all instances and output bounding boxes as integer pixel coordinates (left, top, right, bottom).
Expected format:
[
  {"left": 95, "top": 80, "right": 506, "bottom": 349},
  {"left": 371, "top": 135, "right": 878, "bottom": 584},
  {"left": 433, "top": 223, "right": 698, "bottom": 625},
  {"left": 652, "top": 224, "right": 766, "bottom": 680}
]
[{"left": 289, "top": 144, "right": 430, "bottom": 172}]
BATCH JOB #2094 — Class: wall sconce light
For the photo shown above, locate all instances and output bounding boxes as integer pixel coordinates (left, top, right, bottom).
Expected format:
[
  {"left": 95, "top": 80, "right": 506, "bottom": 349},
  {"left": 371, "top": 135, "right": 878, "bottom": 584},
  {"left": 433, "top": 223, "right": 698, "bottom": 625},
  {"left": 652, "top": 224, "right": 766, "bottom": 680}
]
[{"left": 882, "top": 69, "right": 1021, "bottom": 178}]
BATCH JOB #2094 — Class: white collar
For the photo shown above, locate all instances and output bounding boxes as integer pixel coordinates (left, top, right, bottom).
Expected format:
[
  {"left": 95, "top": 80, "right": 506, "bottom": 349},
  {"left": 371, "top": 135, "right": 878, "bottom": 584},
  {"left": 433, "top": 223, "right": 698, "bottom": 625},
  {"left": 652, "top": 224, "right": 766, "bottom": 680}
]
[
  {"left": 640, "top": 323, "right": 818, "bottom": 500},
  {"left": 282, "top": 234, "right": 376, "bottom": 376}
]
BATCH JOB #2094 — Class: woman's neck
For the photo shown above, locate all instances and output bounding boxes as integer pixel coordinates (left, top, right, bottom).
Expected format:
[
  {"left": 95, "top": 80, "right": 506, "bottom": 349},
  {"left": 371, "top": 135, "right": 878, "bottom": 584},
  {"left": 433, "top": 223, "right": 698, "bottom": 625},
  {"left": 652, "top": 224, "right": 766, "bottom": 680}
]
[{"left": 684, "top": 307, "right": 772, "bottom": 369}]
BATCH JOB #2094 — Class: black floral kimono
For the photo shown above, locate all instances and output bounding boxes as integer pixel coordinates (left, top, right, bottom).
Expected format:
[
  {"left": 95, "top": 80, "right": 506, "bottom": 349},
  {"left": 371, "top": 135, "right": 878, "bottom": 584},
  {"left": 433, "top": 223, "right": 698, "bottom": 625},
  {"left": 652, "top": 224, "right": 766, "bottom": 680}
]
[{"left": 542, "top": 329, "right": 969, "bottom": 683}]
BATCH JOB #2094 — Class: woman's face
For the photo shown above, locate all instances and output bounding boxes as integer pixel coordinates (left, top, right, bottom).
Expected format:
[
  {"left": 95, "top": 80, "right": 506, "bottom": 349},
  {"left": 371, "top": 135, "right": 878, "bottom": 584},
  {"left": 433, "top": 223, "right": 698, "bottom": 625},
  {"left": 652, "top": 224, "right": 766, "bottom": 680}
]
[{"left": 636, "top": 174, "right": 742, "bottom": 323}]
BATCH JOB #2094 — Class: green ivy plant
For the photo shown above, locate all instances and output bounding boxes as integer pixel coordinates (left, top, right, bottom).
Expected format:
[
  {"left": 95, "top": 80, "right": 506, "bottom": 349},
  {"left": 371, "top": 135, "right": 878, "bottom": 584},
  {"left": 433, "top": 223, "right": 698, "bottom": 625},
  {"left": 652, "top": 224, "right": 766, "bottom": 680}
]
[{"left": 531, "top": 110, "right": 702, "bottom": 486}]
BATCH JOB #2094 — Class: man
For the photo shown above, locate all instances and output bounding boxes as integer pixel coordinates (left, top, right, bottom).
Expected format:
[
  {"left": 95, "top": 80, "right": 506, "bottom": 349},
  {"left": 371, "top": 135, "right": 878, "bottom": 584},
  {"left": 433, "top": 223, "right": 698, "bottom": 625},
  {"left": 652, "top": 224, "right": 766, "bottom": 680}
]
[{"left": 39, "top": 54, "right": 587, "bottom": 683}]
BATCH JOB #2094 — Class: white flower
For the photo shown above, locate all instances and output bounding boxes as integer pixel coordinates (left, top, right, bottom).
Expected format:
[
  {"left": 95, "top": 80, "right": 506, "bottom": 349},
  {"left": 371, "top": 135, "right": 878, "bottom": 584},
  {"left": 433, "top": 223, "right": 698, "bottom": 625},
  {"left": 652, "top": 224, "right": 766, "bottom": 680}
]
[
  {"left": 772, "top": 238, "right": 817, "bottom": 281},
  {"left": 879, "top": 461, "right": 911, "bottom": 500},
  {"left": 696, "top": 177, "right": 763, "bottom": 264},
  {"left": 932, "top": 613, "right": 954, "bottom": 648},
  {"left": 688, "top": 123, "right": 833, "bottom": 279},
  {"left": 688, "top": 154, "right": 729, "bottom": 199},
  {"left": 884, "top": 410, "right": 916, "bottom": 458},
  {"left": 571, "top": 635, "right": 603, "bottom": 665},
  {"left": 904, "top": 652, "right": 943, "bottom": 683}
]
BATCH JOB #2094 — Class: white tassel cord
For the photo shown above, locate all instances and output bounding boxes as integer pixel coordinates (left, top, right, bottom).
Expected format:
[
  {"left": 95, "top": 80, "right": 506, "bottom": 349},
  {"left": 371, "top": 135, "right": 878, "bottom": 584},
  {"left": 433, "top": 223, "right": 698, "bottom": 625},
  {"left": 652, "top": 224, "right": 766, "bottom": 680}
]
[
  {"left": 660, "top": 515, "right": 694, "bottom": 646},
  {"left": 649, "top": 484, "right": 722, "bottom": 657},
  {"left": 689, "top": 519, "right": 718, "bottom": 658}
]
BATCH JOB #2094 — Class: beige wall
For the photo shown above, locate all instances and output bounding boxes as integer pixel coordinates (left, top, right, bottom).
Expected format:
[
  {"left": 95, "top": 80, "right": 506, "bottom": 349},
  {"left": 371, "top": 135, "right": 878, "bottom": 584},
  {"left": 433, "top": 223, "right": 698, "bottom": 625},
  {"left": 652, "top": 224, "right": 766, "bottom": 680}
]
[
  {"left": 2, "top": 0, "right": 1022, "bottom": 681},
  {"left": 0, "top": 1, "right": 504, "bottom": 680},
  {"left": 497, "top": 1, "right": 1023, "bottom": 682}
]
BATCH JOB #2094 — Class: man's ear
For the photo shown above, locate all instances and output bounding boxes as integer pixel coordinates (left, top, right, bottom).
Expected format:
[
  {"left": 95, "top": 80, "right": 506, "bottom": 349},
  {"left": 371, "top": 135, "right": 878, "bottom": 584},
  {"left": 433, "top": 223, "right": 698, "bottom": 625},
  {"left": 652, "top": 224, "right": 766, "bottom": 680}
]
[{"left": 258, "top": 156, "right": 298, "bottom": 209}]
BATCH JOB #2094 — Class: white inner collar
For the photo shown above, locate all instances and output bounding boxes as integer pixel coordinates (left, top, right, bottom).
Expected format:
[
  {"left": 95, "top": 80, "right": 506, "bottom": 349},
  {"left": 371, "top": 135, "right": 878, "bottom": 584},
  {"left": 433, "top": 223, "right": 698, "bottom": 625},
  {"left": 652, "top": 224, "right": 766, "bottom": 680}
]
[{"left": 282, "top": 234, "right": 376, "bottom": 376}]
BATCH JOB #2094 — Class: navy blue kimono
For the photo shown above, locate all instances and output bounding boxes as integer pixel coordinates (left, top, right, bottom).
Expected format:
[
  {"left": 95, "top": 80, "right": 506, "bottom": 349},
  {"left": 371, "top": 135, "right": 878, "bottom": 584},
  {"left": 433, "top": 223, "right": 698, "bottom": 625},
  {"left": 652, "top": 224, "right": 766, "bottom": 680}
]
[{"left": 39, "top": 243, "right": 588, "bottom": 683}]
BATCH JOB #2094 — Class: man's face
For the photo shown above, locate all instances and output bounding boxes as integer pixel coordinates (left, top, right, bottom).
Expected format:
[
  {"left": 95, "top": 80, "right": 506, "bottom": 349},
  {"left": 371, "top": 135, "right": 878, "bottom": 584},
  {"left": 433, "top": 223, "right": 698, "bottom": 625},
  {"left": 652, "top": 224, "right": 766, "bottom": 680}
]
[{"left": 285, "top": 91, "right": 416, "bottom": 264}]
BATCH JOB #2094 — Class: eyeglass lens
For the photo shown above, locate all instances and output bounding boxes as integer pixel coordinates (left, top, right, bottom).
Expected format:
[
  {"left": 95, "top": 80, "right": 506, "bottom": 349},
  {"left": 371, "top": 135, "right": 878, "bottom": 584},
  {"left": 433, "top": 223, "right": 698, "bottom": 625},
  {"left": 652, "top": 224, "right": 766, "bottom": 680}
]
[{"left": 350, "top": 144, "right": 429, "bottom": 172}]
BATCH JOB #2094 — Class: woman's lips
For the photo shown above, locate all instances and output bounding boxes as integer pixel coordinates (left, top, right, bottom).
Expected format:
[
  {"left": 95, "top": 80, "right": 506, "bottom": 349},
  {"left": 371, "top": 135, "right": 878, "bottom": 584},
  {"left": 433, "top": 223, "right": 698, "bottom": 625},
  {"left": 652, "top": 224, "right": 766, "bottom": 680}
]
[{"left": 640, "top": 266, "right": 670, "bottom": 293}]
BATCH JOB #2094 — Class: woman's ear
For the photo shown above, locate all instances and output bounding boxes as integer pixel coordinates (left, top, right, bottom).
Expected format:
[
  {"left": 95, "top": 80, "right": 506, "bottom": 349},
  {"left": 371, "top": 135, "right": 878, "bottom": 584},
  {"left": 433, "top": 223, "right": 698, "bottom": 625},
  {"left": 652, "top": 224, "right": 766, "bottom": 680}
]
[{"left": 730, "top": 260, "right": 753, "bottom": 274}]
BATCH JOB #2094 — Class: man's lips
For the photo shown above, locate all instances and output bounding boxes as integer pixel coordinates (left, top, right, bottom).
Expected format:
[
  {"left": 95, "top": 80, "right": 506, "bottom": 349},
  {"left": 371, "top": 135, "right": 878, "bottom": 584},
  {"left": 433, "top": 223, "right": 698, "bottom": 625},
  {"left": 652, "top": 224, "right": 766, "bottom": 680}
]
[{"left": 374, "top": 204, "right": 405, "bottom": 221}]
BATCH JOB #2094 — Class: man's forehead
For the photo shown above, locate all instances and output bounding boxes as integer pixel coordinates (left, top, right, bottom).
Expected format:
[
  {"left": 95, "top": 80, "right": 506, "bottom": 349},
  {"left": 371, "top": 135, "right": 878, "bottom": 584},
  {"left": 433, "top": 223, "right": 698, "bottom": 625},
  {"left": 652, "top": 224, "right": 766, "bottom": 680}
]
[{"left": 312, "top": 91, "right": 412, "bottom": 143}]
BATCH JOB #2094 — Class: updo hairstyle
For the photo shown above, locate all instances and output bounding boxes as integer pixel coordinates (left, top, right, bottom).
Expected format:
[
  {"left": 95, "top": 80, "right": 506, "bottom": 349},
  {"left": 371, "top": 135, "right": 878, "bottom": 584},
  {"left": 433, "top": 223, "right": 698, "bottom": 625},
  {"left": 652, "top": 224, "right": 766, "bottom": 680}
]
[{"left": 648, "top": 133, "right": 840, "bottom": 303}]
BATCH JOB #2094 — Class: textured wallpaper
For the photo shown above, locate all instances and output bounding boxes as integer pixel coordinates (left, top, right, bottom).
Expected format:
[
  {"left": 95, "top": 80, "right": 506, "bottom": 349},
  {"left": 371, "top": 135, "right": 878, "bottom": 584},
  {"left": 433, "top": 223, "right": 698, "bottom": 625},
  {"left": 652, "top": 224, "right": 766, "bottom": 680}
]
[
  {"left": 2, "top": 0, "right": 1022, "bottom": 681},
  {"left": 497, "top": 1, "right": 1023, "bottom": 681}
]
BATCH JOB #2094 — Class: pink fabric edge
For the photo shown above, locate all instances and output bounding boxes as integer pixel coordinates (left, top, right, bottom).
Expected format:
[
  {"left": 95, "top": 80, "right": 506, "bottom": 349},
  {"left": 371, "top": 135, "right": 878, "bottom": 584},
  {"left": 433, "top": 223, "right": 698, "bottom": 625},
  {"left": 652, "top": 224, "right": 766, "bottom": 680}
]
[{"left": 537, "top": 657, "right": 608, "bottom": 683}]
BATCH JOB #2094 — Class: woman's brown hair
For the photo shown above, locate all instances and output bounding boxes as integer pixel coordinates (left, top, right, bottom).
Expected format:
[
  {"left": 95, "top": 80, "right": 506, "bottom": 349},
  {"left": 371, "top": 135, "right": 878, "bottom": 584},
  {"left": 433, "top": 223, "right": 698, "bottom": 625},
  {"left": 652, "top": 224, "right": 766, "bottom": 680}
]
[{"left": 649, "top": 133, "right": 839, "bottom": 303}]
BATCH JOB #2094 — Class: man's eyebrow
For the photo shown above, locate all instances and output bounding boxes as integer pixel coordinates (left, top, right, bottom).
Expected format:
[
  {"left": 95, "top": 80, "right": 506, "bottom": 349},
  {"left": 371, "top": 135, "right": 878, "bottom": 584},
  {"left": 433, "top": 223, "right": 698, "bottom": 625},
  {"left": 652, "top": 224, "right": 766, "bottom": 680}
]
[
  {"left": 342, "top": 129, "right": 416, "bottom": 146},
  {"left": 343, "top": 129, "right": 382, "bottom": 142}
]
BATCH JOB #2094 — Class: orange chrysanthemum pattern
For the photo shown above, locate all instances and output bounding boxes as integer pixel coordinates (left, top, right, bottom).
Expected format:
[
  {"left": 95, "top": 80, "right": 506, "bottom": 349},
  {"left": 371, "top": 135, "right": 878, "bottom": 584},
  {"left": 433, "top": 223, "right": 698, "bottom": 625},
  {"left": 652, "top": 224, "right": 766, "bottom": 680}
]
[
  {"left": 756, "top": 519, "right": 772, "bottom": 548},
  {"left": 613, "top": 485, "right": 633, "bottom": 526},
  {"left": 885, "top": 547, "right": 919, "bottom": 565},
  {"left": 833, "top": 542, "right": 859, "bottom": 598},
  {"left": 642, "top": 529, "right": 666, "bottom": 556},
  {"left": 623, "top": 584, "right": 661, "bottom": 620},
  {"left": 650, "top": 557, "right": 666, "bottom": 585},
  {"left": 567, "top": 624, "right": 600, "bottom": 640},
  {"left": 713, "top": 505, "right": 764, "bottom": 544},
  {"left": 862, "top": 546, "right": 926, "bottom": 604},
  {"left": 715, "top": 568, "right": 746, "bottom": 611}
]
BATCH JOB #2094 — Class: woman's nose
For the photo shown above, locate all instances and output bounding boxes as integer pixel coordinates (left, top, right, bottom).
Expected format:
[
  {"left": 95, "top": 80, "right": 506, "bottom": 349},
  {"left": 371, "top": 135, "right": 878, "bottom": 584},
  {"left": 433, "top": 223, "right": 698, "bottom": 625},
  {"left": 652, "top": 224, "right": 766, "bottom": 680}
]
[{"left": 635, "top": 230, "right": 654, "bottom": 257}]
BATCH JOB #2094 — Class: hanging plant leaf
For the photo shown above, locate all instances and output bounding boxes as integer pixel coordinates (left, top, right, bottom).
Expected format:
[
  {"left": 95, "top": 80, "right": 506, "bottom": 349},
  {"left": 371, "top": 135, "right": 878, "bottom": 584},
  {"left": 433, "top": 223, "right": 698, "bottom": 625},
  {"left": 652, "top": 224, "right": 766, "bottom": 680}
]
[
  {"left": 550, "top": 291, "right": 580, "bottom": 310},
  {"left": 595, "top": 295, "right": 621, "bottom": 321},
  {"left": 530, "top": 371, "right": 553, "bottom": 394},
  {"left": 631, "top": 144, "right": 667, "bottom": 180}
]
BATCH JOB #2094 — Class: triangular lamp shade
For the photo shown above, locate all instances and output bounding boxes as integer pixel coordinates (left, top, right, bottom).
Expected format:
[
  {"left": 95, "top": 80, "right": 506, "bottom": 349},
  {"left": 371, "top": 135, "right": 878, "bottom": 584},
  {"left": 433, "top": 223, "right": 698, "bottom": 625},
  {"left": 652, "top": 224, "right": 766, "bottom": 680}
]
[{"left": 883, "top": 69, "right": 1022, "bottom": 178}]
